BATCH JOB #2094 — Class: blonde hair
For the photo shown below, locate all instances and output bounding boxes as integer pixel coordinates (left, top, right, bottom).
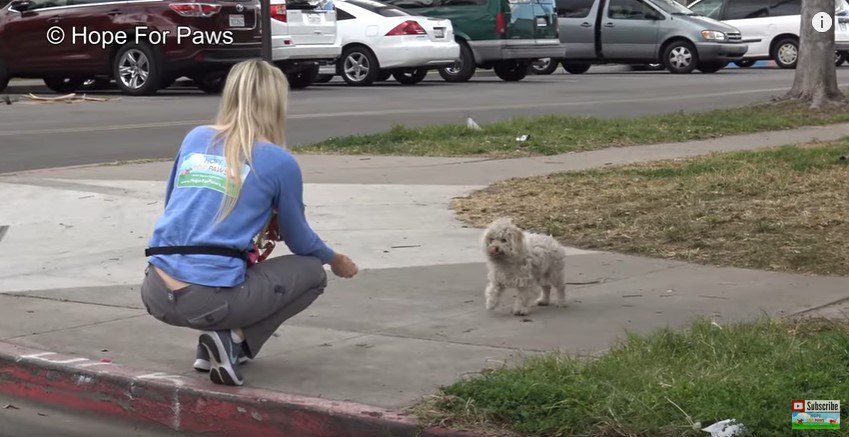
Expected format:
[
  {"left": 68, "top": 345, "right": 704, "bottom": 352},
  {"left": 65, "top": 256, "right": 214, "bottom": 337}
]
[{"left": 212, "top": 59, "right": 289, "bottom": 220}]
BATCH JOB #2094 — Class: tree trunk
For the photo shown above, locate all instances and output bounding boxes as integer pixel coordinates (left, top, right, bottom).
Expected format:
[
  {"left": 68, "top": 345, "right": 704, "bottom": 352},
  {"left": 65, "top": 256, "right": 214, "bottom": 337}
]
[{"left": 784, "top": 0, "right": 845, "bottom": 107}]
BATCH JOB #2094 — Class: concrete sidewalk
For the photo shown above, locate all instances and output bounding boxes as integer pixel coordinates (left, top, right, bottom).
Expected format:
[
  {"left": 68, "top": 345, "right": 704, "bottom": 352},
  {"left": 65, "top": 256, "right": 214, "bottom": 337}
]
[{"left": 2, "top": 125, "right": 849, "bottom": 435}]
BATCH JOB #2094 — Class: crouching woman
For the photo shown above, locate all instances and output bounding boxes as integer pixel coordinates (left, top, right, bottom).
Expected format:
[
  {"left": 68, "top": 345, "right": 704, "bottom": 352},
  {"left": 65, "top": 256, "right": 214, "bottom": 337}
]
[{"left": 140, "top": 60, "right": 358, "bottom": 386}]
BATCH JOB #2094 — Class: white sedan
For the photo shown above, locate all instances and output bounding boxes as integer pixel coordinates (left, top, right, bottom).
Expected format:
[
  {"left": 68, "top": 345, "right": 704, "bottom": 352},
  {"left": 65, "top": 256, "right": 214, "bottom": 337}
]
[{"left": 317, "top": 0, "right": 459, "bottom": 86}]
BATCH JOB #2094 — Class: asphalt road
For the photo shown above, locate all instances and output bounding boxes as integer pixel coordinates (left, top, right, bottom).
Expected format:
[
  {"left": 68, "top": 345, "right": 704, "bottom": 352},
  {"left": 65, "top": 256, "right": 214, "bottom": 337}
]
[
  {"left": 3, "top": 66, "right": 849, "bottom": 173},
  {"left": 0, "top": 393, "right": 193, "bottom": 437}
]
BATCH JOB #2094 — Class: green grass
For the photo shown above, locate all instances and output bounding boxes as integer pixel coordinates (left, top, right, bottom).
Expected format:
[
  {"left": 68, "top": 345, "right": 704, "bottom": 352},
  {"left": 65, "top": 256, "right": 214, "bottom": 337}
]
[
  {"left": 453, "top": 141, "right": 849, "bottom": 276},
  {"left": 415, "top": 318, "right": 849, "bottom": 437},
  {"left": 300, "top": 101, "right": 849, "bottom": 157}
]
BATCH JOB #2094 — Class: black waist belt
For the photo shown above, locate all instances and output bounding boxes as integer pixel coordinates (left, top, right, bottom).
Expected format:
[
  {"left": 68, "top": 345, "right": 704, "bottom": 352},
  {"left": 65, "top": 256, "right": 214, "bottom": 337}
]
[{"left": 145, "top": 246, "right": 249, "bottom": 261}]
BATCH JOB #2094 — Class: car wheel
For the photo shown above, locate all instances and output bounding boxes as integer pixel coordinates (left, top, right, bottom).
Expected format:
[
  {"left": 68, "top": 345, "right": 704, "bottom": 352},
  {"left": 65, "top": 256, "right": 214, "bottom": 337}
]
[
  {"left": 734, "top": 59, "right": 757, "bottom": 68},
  {"left": 697, "top": 61, "right": 728, "bottom": 73},
  {"left": 113, "top": 43, "right": 161, "bottom": 95},
  {"left": 836, "top": 51, "right": 847, "bottom": 66},
  {"left": 43, "top": 76, "right": 85, "bottom": 93},
  {"left": 530, "top": 58, "right": 558, "bottom": 75},
  {"left": 393, "top": 68, "right": 428, "bottom": 85},
  {"left": 287, "top": 63, "right": 319, "bottom": 89},
  {"left": 493, "top": 60, "right": 529, "bottom": 81},
  {"left": 561, "top": 62, "right": 591, "bottom": 74},
  {"left": 377, "top": 70, "right": 392, "bottom": 82},
  {"left": 662, "top": 41, "right": 698, "bottom": 74},
  {"left": 315, "top": 74, "right": 334, "bottom": 83},
  {"left": 438, "top": 41, "right": 476, "bottom": 82},
  {"left": 193, "top": 71, "right": 227, "bottom": 94},
  {"left": 338, "top": 46, "right": 379, "bottom": 86},
  {"left": 772, "top": 38, "right": 798, "bottom": 69}
]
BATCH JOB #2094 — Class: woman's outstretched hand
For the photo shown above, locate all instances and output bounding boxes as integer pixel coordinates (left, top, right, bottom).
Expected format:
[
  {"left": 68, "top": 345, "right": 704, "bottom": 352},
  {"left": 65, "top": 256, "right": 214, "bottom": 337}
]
[{"left": 330, "top": 253, "right": 358, "bottom": 278}]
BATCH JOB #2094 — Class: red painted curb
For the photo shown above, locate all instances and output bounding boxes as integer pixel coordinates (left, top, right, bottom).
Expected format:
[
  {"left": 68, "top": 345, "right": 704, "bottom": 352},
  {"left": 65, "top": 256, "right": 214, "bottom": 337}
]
[{"left": 0, "top": 341, "right": 481, "bottom": 437}]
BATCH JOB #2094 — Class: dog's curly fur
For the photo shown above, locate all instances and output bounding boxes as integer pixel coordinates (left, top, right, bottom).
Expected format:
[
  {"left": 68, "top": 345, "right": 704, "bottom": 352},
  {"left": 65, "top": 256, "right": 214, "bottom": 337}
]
[{"left": 482, "top": 217, "right": 568, "bottom": 315}]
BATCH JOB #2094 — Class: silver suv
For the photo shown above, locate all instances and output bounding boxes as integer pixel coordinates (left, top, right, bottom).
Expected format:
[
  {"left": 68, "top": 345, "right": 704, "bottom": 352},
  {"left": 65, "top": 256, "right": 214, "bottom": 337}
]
[{"left": 270, "top": 0, "right": 342, "bottom": 88}]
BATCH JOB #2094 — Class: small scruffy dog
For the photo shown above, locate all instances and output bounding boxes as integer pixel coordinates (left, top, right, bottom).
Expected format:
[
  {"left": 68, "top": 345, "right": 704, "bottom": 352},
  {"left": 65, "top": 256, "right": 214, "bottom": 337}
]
[{"left": 482, "top": 217, "right": 568, "bottom": 315}]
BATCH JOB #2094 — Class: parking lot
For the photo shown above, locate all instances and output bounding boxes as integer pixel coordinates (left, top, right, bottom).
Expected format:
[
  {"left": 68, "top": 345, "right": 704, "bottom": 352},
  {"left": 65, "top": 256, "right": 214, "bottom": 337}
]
[{"left": 4, "top": 65, "right": 849, "bottom": 173}]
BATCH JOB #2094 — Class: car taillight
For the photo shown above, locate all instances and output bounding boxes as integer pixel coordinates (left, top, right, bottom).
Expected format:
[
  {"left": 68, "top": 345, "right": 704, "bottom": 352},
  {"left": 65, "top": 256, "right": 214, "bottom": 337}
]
[
  {"left": 169, "top": 3, "right": 221, "bottom": 17},
  {"left": 271, "top": 4, "right": 287, "bottom": 22},
  {"left": 386, "top": 20, "right": 426, "bottom": 36},
  {"left": 495, "top": 12, "right": 506, "bottom": 35}
]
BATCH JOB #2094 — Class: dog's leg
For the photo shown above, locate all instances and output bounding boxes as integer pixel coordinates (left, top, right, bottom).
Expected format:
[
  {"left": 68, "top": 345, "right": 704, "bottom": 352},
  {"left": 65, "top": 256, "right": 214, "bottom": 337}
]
[
  {"left": 537, "top": 285, "right": 551, "bottom": 306},
  {"left": 555, "top": 285, "right": 567, "bottom": 307},
  {"left": 512, "top": 287, "right": 535, "bottom": 316},
  {"left": 485, "top": 283, "right": 505, "bottom": 311}
]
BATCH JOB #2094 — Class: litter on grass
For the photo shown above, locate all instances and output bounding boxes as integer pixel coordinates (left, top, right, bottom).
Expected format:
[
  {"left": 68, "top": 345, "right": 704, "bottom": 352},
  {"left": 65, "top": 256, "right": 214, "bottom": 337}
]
[{"left": 702, "top": 419, "right": 746, "bottom": 437}]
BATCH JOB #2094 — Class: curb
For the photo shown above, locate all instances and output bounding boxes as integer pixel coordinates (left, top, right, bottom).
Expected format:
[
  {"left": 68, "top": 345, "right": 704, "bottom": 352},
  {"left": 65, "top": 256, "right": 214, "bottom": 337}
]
[
  {"left": 0, "top": 341, "right": 479, "bottom": 437},
  {"left": 0, "top": 159, "right": 172, "bottom": 178}
]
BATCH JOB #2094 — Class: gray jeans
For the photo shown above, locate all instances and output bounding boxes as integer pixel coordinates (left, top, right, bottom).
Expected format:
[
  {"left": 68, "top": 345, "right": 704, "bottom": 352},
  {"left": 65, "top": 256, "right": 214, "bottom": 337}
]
[{"left": 140, "top": 255, "right": 327, "bottom": 358}]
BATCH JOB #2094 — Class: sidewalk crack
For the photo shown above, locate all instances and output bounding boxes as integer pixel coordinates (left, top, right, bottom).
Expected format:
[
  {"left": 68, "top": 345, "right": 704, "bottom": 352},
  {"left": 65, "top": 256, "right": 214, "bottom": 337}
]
[
  {"left": 2, "top": 314, "right": 146, "bottom": 341},
  {"left": 2, "top": 293, "right": 143, "bottom": 311}
]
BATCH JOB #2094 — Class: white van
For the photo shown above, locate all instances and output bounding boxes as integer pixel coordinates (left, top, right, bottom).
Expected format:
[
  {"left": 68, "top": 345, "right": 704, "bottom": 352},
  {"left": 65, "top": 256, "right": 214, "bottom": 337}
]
[
  {"left": 270, "top": 0, "right": 343, "bottom": 88},
  {"left": 687, "top": 0, "right": 849, "bottom": 68}
]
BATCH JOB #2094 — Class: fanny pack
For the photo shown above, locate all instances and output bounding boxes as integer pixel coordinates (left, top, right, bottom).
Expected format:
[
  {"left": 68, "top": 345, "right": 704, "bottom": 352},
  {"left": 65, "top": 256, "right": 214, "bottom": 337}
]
[
  {"left": 144, "top": 246, "right": 251, "bottom": 262},
  {"left": 146, "top": 212, "right": 279, "bottom": 266}
]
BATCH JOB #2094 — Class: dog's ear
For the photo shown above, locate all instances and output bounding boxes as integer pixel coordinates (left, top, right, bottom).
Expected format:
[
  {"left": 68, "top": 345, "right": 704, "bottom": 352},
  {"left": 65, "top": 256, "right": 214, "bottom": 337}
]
[{"left": 510, "top": 226, "right": 524, "bottom": 248}]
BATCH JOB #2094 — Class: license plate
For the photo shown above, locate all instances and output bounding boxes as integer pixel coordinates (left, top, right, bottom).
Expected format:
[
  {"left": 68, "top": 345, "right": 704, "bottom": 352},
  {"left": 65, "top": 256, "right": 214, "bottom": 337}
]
[
  {"left": 306, "top": 13, "right": 321, "bottom": 24},
  {"left": 434, "top": 28, "right": 445, "bottom": 38},
  {"left": 229, "top": 14, "right": 245, "bottom": 27},
  {"left": 536, "top": 16, "right": 547, "bottom": 26}
]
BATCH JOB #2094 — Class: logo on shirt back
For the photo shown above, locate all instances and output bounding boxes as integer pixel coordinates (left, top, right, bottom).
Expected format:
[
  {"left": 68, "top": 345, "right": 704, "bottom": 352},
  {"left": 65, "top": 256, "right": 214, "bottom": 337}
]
[{"left": 176, "top": 153, "right": 251, "bottom": 197}]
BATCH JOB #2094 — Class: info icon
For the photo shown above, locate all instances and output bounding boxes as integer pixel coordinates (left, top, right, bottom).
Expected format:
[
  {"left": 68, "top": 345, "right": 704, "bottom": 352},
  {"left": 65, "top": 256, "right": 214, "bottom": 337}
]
[{"left": 792, "top": 400, "right": 805, "bottom": 412}]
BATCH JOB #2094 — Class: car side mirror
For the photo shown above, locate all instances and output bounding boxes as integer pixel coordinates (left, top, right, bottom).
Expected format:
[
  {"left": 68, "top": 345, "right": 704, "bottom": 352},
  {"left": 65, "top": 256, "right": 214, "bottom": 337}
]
[
  {"left": 646, "top": 11, "right": 663, "bottom": 20},
  {"left": 9, "top": 0, "right": 33, "bottom": 11}
]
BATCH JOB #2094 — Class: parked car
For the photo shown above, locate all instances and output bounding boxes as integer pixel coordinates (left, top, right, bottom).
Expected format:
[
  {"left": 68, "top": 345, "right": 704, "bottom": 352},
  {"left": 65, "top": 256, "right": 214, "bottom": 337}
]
[
  {"left": 0, "top": 0, "right": 262, "bottom": 95},
  {"left": 315, "top": 0, "right": 458, "bottom": 85},
  {"left": 687, "top": 0, "right": 849, "bottom": 69},
  {"left": 381, "top": 0, "right": 562, "bottom": 82},
  {"left": 269, "top": 0, "right": 342, "bottom": 88},
  {"left": 550, "top": 0, "right": 748, "bottom": 73}
]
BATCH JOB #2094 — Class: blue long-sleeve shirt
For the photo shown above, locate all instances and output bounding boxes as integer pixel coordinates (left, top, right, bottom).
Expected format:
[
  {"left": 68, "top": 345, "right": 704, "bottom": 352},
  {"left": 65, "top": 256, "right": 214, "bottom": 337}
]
[{"left": 147, "top": 126, "right": 334, "bottom": 287}]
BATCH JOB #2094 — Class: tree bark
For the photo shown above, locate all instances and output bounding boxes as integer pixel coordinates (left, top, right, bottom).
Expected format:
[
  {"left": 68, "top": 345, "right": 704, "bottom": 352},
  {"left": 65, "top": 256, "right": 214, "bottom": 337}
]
[{"left": 784, "top": 0, "right": 846, "bottom": 107}]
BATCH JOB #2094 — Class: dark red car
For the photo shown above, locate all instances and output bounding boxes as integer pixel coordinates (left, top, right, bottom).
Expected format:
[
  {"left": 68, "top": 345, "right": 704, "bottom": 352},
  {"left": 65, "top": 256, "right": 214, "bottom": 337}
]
[{"left": 0, "top": 0, "right": 261, "bottom": 95}]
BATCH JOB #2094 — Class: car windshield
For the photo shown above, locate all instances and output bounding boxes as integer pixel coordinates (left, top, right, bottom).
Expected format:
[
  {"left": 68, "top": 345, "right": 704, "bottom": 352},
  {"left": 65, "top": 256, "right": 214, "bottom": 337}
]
[
  {"left": 345, "top": 0, "right": 410, "bottom": 16},
  {"left": 649, "top": 0, "right": 695, "bottom": 15}
]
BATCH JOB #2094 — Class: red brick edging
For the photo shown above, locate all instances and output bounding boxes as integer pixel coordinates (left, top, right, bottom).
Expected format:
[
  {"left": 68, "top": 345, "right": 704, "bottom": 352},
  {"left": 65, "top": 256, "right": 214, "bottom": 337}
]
[{"left": 0, "top": 341, "right": 477, "bottom": 436}]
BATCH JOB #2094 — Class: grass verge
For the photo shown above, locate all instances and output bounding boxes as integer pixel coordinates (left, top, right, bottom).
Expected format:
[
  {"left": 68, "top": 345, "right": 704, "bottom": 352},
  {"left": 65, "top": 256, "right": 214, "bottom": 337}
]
[
  {"left": 452, "top": 141, "right": 849, "bottom": 276},
  {"left": 301, "top": 101, "right": 849, "bottom": 157},
  {"left": 414, "top": 318, "right": 849, "bottom": 437}
]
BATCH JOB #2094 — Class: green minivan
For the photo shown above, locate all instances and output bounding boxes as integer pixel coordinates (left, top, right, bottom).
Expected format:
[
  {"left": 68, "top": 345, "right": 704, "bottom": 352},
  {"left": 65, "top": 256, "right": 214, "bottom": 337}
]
[{"left": 382, "top": 0, "right": 563, "bottom": 82}]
